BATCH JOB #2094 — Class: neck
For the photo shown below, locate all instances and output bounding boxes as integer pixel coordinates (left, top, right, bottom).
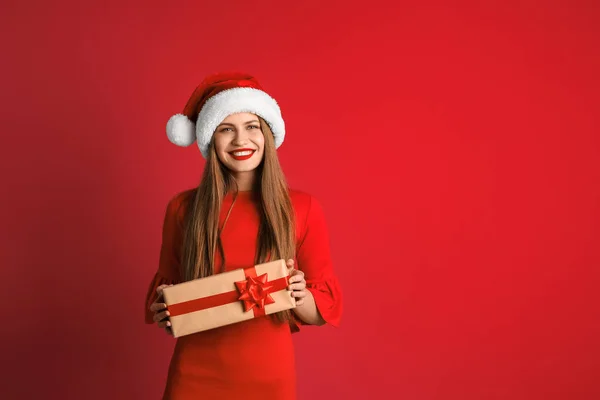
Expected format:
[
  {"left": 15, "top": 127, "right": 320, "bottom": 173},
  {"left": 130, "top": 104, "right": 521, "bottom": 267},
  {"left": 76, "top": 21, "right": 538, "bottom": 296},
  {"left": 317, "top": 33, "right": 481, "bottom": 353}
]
[{"left": 231, "top": 170, "right": 257, "bottom": 192}]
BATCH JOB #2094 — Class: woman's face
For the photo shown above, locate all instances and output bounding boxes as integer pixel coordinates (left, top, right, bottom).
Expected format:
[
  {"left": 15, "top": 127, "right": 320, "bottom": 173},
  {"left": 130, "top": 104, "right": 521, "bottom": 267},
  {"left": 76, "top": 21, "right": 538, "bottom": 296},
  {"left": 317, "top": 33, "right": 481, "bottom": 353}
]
[{"left": 213, "top": 112, "right": 265, "bottom": 174}]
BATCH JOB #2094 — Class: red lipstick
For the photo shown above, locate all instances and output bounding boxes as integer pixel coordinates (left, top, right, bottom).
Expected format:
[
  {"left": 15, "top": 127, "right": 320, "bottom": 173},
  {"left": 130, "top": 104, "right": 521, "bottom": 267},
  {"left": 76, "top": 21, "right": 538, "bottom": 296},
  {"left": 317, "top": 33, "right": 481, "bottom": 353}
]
[{"left": 229, "top": 148, "right": 256, "bottom": 161}]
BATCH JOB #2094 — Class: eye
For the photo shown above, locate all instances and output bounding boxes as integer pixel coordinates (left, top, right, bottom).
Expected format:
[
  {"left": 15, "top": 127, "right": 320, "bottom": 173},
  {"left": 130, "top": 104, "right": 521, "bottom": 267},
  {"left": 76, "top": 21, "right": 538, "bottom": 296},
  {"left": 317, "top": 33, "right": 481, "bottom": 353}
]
[
  {"left": 247, "top": 125, "right": 259, "bottom": 129},
  {"left": 220, "top": 127, "right": 233, "bottom": 132}
]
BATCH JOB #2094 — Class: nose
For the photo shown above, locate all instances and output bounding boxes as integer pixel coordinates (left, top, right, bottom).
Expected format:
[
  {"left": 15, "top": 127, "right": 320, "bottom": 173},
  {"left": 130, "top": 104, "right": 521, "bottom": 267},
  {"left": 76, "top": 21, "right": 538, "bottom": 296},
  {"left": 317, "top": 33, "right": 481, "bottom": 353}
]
[{"left": 232, "top": 128, "right": 250, "bottom": 146}]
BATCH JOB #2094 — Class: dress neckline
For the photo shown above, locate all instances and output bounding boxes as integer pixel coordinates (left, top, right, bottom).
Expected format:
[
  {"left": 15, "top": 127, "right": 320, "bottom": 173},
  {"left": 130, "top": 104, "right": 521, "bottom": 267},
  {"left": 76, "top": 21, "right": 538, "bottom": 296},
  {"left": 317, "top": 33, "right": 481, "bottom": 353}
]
[{"left": 225, "top": 190, "right": 257, "bottom": 201}]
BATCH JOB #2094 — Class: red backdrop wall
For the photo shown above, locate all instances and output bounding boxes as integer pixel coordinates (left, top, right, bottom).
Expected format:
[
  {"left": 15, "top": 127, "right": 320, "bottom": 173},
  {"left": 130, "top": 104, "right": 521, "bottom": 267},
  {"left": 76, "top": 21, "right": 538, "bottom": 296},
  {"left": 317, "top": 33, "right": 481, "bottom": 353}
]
[{"left": 1, "top": 1, "right": 599, "bottom": 399}]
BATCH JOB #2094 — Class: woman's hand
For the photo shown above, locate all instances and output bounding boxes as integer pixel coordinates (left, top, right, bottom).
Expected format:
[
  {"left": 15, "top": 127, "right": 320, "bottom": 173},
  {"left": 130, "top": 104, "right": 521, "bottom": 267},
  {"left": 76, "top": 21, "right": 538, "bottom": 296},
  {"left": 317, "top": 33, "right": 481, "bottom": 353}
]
[
  {"left": 149, "top": 284, "right": 174, "bottom": 336},
  {"left": 286, "top": 259, "right": 307, "bottom": 306}
]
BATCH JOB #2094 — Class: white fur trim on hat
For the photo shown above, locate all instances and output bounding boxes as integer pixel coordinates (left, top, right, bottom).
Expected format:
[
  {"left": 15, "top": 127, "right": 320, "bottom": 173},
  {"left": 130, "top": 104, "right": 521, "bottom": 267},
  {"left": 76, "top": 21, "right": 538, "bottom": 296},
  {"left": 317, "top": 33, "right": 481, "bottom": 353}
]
[
  {"left": 166, "top": 114, "right": 196, "bottom": 147},
  {"left": 195, "top": 87, "right": 285, "bottom": 158}
]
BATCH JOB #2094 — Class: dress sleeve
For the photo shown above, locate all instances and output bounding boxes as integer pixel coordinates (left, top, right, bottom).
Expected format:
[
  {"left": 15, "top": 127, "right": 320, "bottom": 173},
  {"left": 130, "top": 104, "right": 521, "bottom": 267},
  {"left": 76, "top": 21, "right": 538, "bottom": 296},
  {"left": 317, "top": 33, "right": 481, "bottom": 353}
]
[
  {"left": 144, "top": 195, "right": 185, "bottom": 324},
  {"left": 291, "top": 195, "right": 343, "bottom": 332}
]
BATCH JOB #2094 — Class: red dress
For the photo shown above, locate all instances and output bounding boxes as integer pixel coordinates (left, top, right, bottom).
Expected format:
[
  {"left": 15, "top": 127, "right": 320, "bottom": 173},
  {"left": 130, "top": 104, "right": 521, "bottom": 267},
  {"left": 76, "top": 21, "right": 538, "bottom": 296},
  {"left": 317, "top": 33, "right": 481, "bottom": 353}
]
[{"left": 144, "top": 189, "right": 343, "bottom": 400}]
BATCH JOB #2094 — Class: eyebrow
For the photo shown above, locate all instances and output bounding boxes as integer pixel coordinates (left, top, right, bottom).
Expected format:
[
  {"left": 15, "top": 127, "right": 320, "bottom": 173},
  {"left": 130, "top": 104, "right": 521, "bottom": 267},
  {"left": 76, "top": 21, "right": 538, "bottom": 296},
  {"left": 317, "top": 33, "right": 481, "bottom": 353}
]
[{"left": 218, "top": 120, "right": 260, "bottom": 127}]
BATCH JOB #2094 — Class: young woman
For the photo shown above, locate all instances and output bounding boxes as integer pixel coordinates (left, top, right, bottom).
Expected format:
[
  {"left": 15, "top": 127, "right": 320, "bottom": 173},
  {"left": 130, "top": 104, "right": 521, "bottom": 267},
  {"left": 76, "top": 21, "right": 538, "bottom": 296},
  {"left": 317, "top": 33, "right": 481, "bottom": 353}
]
[{"left": 144, "top": 72, "right": 343, "bottom": 400}]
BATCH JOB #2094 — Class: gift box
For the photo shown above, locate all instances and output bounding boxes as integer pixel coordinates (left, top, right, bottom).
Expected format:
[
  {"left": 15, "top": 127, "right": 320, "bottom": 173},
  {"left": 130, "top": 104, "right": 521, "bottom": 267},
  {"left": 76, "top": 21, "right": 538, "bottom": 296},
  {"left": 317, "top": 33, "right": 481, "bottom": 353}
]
[{"left": 162, "top": 259, "right": 296, "bottom": 338}]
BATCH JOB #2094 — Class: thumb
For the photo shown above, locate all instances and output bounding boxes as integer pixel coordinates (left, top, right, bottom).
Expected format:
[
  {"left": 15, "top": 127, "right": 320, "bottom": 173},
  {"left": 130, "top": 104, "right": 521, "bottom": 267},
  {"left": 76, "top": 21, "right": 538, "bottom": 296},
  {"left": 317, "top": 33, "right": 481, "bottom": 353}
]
[{"left": 156, "top": 284, "right": 171, "bottom": 294}]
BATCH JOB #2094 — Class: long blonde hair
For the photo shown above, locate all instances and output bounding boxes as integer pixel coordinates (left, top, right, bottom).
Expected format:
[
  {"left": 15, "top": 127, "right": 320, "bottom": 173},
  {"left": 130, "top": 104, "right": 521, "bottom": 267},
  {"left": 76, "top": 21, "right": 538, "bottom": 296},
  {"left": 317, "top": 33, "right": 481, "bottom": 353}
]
[{"left": 179, "top": 116, "right": 296, "bottom": 323}]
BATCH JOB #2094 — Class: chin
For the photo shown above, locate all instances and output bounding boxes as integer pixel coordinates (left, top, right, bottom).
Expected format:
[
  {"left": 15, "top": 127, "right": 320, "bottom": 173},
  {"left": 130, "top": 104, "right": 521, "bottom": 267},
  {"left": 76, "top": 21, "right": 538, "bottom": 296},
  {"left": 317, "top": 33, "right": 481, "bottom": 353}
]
[
  {"left": 238, "top": 165, "right": 260, "bottom": 173},
  {"left": 226, "top": 163, "right": 258, "bottom": 173},
  {"left": 224, "top": 156, "right": 262, "bottom": 172}
]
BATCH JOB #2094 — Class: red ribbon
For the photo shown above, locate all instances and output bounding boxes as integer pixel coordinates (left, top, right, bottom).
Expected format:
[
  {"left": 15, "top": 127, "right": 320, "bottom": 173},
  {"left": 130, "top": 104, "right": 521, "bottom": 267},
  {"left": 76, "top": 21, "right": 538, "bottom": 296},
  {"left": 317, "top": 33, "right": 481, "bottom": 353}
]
[
  {"left": 167, "top": 266, "right": 289, "bottom": 318},
  {"left": 235, "top": 268, "right": 276, "bottom": 317}
]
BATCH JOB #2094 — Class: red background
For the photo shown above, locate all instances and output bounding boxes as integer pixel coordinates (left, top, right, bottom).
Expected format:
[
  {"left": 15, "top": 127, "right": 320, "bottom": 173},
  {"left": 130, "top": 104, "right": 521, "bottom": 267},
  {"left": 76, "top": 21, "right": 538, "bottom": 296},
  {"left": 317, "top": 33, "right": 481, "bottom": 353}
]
[{"left": 1, "top": 1, "right": 599, "bottom": 399}]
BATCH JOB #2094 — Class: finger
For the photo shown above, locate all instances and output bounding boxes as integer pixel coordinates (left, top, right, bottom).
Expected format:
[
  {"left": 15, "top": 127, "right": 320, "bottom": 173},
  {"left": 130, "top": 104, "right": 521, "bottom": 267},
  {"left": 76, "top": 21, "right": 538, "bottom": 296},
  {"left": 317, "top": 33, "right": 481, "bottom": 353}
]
[
  {"left": 156, "top": 284, "right": 174, "bottom": 295},
  {"left": 288, "top": 283, "right": 306, "bottom": 291},
  {"left": 289, "top": 269, "right": 304, "bottom": 279},
  {"left": 156, "top": 285, "right": 167, "bottom": 294},
  {"left": 296, "top": 299, "right": 304, "bottom": 306},
  {"left": 292, "top": 269, "right": 304, "bottom": 277},
  {"left": 149, "top": 302, "right": 167, "bottom": 312},
  {"left": 157, "top": 320, "right": 171, "bottom": 329},
  {"left": 291, "top": 290, "right": 308, "bottom": 298},
  {"left": 149, "top": 302, "right": 167, "bottom": 311},
  {"left": 288, "top": 275, "right": 305, "bottom": 284},
  {"left": 153, "top": 310, "right": 170, "bottom": 323},
  {"left": 165, "top": 326, "right": 173, "bottom": 336}
]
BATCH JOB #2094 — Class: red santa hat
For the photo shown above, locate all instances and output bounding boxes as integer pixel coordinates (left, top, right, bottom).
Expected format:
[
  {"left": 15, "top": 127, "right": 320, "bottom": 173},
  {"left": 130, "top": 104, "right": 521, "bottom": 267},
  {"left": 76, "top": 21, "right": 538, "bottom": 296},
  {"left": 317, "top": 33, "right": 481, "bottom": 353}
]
[{"left": 166, "top": 72, "right": 286, "bottom": 158}]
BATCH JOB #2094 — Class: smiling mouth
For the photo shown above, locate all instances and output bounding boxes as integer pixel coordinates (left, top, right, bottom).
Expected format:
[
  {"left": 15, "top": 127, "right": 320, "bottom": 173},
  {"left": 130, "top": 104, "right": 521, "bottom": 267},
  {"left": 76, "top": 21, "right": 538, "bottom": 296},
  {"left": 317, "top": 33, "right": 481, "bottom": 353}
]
[
  {"left": 229, "top": 150, "right": 256, "bottom": 160},
  {"left": 230, "top": 150, "right": 254, "bottom": 156}
]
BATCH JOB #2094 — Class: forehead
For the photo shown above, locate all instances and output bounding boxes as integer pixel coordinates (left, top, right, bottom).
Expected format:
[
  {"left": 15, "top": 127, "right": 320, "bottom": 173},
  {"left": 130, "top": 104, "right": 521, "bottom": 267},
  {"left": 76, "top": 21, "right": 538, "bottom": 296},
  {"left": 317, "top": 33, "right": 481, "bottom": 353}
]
[{"left": 221, "top": 112, "right": 258, "bottom": 124}]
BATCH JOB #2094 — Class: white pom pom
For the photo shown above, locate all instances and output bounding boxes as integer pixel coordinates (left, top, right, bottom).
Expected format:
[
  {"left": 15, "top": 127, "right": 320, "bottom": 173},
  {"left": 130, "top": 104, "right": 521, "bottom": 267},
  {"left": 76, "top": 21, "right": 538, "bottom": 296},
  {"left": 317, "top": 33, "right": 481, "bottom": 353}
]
[{"left": 166, "top": 114, "right": 196, "bottom": 147}]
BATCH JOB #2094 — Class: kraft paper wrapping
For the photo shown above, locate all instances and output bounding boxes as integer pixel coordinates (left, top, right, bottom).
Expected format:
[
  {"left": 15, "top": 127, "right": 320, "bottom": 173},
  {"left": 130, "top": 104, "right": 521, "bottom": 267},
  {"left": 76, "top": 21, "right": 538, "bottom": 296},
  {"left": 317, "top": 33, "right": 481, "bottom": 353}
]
[{"left": 162, "top": 259, "right": 296, "bottom": 338}]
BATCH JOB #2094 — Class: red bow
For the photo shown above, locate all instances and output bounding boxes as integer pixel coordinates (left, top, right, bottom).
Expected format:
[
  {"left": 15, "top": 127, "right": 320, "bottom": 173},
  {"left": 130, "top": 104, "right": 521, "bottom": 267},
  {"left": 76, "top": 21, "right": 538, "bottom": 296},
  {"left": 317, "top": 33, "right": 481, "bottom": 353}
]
[{"left": 235, "top": 273, "right": 276, "bottom": 312}]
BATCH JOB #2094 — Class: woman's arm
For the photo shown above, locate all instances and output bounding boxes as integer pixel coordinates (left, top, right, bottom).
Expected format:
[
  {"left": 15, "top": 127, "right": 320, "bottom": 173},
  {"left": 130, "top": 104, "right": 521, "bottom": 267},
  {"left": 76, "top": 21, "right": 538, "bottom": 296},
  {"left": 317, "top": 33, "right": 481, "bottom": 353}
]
[
  {"left": 291, "top": 195, "right": 343, "bottom": 328},
  {"left": 286, "top": 260, "right": 326, "bottom": 326},
  {"left": 292, "top": 288, "right": 326, "bottom": 326}
]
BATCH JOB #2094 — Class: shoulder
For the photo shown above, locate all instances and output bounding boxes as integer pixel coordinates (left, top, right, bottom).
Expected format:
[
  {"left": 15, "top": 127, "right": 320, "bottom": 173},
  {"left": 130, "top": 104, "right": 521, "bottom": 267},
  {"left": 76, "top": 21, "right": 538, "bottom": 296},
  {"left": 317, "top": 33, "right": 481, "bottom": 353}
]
[
  {"left": 288, "top": 188, "right": 312, "bottom": 212},
  {"left": 288, "top": 188, "right": 327, "bottom": 229},
  {"left": 165, "top": 187, "right": 196, "bottom": 223},
  {"left": 171, "top": 187, "right": 196, "bottom": 204},
  {"left": 289, "top": 189, "right": 331, "bottom": 251},
  {"left": 288, "top": 188, "right": 326, "bottom": 213}
]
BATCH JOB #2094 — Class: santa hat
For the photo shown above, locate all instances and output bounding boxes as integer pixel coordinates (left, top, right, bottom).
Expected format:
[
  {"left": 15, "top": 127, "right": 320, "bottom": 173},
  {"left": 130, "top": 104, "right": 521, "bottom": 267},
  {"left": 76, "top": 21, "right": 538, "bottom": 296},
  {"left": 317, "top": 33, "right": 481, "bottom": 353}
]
[{"left": 166, "top": 72, "right": 286, "bottom": 158}]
